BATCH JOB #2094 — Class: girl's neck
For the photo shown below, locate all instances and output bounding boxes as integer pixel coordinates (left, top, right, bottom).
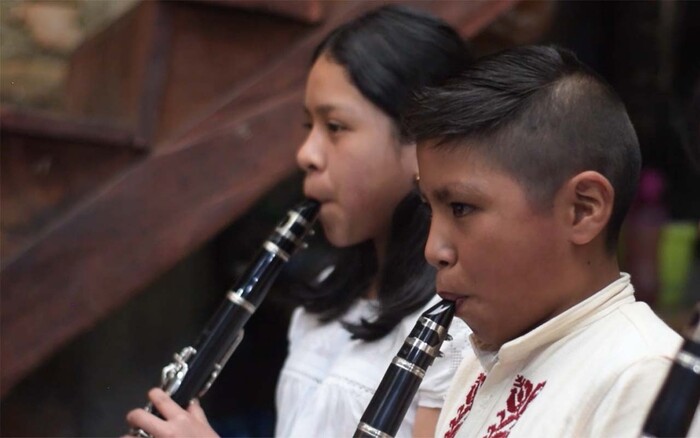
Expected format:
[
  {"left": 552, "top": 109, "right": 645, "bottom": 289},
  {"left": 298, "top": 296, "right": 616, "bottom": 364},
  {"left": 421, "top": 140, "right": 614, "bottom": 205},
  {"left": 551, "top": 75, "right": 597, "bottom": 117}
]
[{"left": 364, "top": 233, "right": 389, "bottom": 300}]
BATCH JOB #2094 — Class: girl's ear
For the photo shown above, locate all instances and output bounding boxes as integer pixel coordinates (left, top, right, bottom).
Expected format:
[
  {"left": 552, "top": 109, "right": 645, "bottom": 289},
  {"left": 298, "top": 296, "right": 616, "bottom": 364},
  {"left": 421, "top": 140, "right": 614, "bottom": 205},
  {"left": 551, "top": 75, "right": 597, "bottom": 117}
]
[{"left": 563, "top": 171, "right": 615, "bottom": 246}]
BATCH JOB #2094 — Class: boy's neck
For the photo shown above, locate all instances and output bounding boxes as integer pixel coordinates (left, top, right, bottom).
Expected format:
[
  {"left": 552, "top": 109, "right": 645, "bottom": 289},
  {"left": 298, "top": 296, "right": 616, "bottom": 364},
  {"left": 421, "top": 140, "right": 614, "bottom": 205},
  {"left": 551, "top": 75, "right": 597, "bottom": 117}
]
[
  {"left": 565, "top": 246, "right": 621, "bottom": 307},
  {"left": 534, "top": 248, "right": 621, "bottom": 336},
  {"left": 483, "top": 249, "right": 621, "bottom": 351}
]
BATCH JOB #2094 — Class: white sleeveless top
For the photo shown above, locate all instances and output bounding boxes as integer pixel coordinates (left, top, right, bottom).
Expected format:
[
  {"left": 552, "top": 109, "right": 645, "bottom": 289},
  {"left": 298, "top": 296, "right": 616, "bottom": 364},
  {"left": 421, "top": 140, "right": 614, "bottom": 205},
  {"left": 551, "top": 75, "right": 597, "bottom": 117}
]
[{"left": 274, "top": 295, "right": 471, "bottom": 438}]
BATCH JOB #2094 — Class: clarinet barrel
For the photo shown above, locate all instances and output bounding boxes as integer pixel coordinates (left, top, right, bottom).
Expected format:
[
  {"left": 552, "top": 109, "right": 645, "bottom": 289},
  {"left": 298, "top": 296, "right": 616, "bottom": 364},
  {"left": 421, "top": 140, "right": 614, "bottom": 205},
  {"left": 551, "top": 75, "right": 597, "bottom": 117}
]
[
  {"left": 354, "top": 299, "right": 456, "bottom": 438},
  {"left": 642, "top": 302, "right": 700, "bottom": 437},
  {"left": 132, "top": 199, "right": 319, "bottom": 437}
]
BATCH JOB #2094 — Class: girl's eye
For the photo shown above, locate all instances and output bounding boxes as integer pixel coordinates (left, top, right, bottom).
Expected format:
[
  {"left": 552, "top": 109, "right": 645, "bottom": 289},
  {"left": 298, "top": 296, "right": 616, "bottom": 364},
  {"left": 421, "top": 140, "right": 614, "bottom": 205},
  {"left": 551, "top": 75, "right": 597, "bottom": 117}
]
[
  {"left": 450, "top": 203, "right": 474, "bottom": 217},
  {"left": 302, "top": 122, "right": 312, "bottom": 130}
]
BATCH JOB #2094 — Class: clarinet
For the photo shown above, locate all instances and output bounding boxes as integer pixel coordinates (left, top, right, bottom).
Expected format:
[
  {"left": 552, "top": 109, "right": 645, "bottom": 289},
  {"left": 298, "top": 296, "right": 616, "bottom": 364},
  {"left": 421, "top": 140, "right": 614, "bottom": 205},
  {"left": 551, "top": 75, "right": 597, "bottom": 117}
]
[
  {"left": 642, "top": 302, "right": 700, "bottom": 437},
  {"left": 355, "top": 299, "right": 456, "bottom": 438},
  {"left": 131, "top": 199, "right": 319, "bottom": 437}
]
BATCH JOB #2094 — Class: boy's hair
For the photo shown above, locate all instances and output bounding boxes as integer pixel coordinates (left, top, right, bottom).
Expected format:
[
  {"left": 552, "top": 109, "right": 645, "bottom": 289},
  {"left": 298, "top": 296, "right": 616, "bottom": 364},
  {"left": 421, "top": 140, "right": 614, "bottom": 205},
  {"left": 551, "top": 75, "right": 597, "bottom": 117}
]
[
  {"left": 405, "top": 45, "right": 641, "bottom": 251},
  {"left": 293, "top": 5, "right": 472, "bottom": 341}
]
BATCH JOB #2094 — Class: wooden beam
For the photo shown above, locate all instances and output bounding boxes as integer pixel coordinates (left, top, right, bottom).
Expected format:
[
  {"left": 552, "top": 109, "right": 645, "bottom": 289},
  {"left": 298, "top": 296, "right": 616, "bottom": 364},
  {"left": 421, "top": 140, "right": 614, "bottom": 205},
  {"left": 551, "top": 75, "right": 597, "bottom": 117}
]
[
  {"left": 0, "top": 107, "right": 146, "bottom": 151},
  {"left": 0, "top": 108, "right": 143, "bottom": 264},
  {"left": 0, "top": 90, "right": 306, "bottom": 397},
  {"left": 202, "top": 0, "right": 326, "bottom": 24}
]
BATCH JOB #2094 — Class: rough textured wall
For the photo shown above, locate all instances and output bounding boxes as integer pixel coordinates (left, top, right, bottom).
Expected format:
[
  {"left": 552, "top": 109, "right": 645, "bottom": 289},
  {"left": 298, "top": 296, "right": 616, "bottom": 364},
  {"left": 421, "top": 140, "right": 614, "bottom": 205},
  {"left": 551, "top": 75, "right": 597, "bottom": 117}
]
[{"left": 0, "top": 0, "right": 138, "bottom": 111}]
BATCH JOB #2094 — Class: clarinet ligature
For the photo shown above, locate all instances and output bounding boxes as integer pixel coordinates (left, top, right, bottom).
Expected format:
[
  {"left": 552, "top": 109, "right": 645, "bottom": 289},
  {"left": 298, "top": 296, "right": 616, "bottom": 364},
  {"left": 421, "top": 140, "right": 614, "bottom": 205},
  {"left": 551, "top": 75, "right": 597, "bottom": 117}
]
[{"left": 354, "top": 299, "right": 456, "bottom": 438}]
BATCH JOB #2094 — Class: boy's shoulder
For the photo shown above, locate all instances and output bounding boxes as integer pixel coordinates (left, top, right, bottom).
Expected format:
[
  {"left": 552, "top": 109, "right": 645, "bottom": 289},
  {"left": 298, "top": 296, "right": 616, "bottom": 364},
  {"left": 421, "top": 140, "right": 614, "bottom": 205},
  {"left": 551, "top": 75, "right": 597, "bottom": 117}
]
[
  {"left": 534, "top": 299, "right": 682, "bottom": 380},
  {"left": 613, "top": 301, "right": 683, "bottom": 352},
  {"left": 581, "top": 300, "right": 682, "bottom": 360}
]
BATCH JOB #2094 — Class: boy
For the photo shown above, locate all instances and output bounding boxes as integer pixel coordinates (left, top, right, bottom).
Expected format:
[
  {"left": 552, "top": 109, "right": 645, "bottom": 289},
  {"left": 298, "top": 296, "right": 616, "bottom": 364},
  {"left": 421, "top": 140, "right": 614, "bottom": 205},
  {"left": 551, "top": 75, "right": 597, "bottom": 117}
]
[{"left": 406, "top": 45, "right": 683, "bottom": 437}]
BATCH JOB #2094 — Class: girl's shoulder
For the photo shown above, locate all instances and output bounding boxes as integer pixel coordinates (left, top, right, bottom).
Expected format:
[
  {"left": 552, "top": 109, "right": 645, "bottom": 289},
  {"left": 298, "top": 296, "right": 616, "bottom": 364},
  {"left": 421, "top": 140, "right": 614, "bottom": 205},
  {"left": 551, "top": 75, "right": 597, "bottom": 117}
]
[
  {"left": 287, "top": 306, "right": 327, "bottom": 344},
  {"left": 287, "top": 299, "right": 376, "bottom": 344}
]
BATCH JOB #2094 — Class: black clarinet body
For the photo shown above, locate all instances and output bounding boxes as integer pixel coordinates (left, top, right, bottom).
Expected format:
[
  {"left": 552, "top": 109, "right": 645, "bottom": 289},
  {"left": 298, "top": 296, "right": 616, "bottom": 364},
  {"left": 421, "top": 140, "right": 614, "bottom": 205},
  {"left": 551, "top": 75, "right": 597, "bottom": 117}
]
[
  {"left": 355, "top": 299, "right": 456, "bottom": 438},
  {"left": 132, "top": 199, "right": 319, "bottom": 437},
  {"left": 642, "top": 303, "right": 700, "bottom": 438}
]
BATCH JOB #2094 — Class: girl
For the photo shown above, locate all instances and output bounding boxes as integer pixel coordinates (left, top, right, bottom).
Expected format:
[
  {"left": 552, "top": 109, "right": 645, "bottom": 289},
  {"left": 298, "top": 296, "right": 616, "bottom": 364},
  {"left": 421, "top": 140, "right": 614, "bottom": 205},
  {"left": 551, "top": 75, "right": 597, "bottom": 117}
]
[{"left": 126, "top": 5, "right": 473, "bottom": 437}]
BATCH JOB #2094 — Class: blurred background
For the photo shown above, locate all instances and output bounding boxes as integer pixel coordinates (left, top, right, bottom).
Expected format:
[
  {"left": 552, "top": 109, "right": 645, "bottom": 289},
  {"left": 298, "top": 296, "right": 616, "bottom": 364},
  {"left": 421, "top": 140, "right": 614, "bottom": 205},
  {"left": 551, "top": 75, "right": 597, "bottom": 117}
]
[{"left": 1, "top": 0, "right": 698, "bottom": 436}]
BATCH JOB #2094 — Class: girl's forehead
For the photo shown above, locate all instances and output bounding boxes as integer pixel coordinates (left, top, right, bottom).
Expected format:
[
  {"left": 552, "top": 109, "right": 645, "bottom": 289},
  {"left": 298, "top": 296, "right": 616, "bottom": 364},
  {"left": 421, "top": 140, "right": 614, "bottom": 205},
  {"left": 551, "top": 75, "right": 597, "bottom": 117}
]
[
  {"left": 305, "top": 63, "right": 372, "bottom": 115},
  {"left": 307, "top": 57, "right": 355, "bottom": 96}
]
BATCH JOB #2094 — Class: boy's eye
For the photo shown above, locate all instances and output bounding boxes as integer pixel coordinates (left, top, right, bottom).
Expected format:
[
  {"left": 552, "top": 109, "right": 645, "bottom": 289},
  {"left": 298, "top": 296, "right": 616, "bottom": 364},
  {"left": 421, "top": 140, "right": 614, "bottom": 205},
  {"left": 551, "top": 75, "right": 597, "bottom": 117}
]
[
  {"left": 327, "top": 122, "right": 345, "bottom": 133},
  {"left": 450, "top": 203, "right": 473, "bottom": 217}
]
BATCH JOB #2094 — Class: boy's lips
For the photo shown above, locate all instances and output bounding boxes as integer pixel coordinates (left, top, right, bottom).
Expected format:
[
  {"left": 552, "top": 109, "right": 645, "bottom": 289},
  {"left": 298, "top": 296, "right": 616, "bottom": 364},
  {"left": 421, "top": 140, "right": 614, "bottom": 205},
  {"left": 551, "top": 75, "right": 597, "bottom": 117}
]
[
  {"left": 437, "top": 291, "right": 471, "bottom": 315},
  {"left": 437, "top": 291, "right": 467, "bottom": 302},
  {"left": 303, "top": 193, "right": 330, "bottom": 208}
]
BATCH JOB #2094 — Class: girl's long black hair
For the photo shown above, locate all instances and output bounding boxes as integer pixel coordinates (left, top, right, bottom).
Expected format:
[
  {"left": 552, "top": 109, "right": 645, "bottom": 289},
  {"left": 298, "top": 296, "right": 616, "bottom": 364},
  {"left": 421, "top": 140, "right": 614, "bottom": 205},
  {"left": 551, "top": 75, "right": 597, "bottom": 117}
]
[{"left": 291, "top": 5, "right": 473, "bottom": 341}]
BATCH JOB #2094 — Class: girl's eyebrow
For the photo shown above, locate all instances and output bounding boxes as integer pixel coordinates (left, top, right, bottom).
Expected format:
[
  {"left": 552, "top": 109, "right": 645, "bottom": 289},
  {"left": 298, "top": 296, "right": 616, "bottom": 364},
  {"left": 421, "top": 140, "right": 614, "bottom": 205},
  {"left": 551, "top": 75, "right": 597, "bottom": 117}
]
[
  {"left": 315, "top": 104, "right": 336, "bottom": 116},
  {"left": 306, "top": 103, "right": 358, "bottom": 118}
]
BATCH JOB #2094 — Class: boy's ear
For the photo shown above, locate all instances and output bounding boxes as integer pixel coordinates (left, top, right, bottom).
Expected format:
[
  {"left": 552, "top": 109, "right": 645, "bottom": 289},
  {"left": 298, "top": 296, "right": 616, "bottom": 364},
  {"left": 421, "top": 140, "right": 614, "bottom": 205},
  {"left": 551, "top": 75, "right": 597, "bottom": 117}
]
[{"left": 563, "top": 171, "right": 614, "bottom": 246}]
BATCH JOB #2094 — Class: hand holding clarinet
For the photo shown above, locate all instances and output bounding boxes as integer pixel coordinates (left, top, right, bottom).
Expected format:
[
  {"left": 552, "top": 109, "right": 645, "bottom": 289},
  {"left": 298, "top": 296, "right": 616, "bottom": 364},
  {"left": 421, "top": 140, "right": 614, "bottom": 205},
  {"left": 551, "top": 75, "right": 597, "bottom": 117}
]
[{"left": 125, "top": 200, "right": 319, "bottom": 437}]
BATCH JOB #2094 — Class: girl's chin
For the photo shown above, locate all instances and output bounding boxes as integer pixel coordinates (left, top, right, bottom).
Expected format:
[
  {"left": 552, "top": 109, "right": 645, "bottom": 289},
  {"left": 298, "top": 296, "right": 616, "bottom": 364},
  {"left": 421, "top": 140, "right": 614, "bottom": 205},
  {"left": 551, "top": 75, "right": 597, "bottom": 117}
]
[
  {"left": 325, "top": 234, "right": 358, "bottom": 248},
  {"left": 320, "top": 224, "right": 349, "bottom": 248},
  {"left": 322, "top": 227, "right": 365, "bottom": 249},
  {"left": 319, "top": 216, "right": 368, "bottom": 248}
]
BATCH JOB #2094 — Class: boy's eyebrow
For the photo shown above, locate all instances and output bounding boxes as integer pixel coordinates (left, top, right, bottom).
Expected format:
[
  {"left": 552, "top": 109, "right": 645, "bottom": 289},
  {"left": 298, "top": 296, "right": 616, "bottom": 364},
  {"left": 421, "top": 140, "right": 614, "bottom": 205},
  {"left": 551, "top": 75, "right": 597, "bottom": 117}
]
[{"left": 424, "top": 182, "right": 487, "bottom": 203}]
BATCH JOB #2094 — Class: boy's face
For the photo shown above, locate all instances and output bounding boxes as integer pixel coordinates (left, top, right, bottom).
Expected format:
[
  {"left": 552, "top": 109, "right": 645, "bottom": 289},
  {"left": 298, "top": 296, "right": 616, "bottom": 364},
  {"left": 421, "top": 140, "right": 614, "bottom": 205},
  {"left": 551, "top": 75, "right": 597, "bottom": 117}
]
[{"left": 417, "top": 143, "right": 576, "bottom": 348}]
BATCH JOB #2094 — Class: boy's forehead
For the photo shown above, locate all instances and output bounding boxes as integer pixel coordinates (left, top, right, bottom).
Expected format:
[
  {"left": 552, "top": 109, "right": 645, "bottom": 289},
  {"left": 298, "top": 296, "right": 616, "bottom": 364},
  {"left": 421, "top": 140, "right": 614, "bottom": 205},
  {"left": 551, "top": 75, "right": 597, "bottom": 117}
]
[
  {"left": 417, "top": 147, "right": 484, "bottom": 191},
  {"left": 416, "top": 139, "right": 484, "bottom": 170},
  {"left": 417, "top": 143, "right": 521, "bottom": 197},
  {"left": 416, "top": 137, "right": 485, "bottom": 158}
]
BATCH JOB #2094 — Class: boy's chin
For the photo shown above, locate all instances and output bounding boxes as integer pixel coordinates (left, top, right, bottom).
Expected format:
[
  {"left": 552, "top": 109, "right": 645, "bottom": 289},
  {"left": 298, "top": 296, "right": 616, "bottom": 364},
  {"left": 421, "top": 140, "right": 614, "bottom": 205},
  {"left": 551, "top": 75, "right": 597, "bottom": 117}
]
[{"left": 469, "top": 331, "right": 504, "bottom": 352}]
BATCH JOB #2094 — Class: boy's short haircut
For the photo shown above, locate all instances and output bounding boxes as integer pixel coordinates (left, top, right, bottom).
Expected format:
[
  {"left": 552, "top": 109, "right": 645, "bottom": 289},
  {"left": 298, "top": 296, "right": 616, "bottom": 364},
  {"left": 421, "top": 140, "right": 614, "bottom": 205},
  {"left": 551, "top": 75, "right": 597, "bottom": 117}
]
[{"left": 404, "top": 45, "right": 641, "bottom": 251}]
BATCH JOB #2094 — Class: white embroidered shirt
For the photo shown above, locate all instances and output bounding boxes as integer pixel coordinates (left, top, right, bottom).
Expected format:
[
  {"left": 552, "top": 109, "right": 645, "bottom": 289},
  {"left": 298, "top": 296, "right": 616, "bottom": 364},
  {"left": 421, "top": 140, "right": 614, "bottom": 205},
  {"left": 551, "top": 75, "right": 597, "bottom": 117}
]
[{"left": 436, "top": 274, "right": 682, "bottom": 438}]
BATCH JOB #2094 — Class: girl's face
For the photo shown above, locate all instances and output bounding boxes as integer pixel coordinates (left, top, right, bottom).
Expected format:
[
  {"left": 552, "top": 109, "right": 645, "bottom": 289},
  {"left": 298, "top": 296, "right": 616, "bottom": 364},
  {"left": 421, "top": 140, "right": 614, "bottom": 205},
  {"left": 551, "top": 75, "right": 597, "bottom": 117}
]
[{"left": 297, "top": 55, "right": 417, "bottom": 249}]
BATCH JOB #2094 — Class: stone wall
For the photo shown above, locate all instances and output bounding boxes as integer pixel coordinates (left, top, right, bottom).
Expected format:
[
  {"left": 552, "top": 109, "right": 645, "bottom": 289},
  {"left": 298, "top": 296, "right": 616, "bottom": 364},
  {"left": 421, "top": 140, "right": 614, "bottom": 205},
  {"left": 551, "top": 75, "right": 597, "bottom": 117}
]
[{"left": 1, "top": 0, "right": 138, "bottom": 111}]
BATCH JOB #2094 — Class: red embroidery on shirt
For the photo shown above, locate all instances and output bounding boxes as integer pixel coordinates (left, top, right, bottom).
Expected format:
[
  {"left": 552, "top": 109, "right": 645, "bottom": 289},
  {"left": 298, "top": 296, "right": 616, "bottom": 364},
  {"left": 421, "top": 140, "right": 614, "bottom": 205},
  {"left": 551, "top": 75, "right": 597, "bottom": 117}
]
[
  {"left": 444, "top": 373, "right": 486, "bottom": 438},
  {"left": 483, "top": 375, "right": 546, "bottom": 438}
]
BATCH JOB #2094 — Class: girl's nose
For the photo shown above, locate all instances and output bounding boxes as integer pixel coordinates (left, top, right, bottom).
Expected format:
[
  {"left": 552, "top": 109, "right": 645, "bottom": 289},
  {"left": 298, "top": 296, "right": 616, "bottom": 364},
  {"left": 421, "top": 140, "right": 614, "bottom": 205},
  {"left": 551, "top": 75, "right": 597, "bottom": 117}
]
[{"left": 296, "top": 131, "right": 325, "bottom": 173}]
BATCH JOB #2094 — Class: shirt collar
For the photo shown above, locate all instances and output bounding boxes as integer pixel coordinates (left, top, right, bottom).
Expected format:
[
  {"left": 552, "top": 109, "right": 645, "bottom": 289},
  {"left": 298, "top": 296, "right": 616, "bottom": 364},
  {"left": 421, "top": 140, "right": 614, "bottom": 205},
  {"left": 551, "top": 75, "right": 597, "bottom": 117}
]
[{"left": 469, "top": 273, "right": 635, "bottom": 371}]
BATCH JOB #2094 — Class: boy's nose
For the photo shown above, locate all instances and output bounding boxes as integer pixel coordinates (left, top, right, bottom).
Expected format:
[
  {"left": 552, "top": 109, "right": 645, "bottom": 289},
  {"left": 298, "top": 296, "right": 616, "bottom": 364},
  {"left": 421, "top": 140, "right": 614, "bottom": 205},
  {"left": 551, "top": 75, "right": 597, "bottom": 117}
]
[{"left": 424, "top": 221, "right": 456, "bottom": 269}]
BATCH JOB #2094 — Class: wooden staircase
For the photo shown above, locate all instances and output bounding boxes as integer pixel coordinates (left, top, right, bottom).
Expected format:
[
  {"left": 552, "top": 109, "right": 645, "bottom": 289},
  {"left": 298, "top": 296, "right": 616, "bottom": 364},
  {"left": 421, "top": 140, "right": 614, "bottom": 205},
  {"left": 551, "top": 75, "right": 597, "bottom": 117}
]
[{"left": 0, "top": 0, "right": 518, "bottom": 398}]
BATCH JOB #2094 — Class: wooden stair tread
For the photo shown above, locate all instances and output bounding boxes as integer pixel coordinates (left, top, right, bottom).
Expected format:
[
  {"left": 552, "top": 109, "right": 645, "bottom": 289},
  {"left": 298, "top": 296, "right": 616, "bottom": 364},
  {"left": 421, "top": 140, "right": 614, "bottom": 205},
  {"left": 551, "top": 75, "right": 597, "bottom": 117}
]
[{"left": 1, "top": 0, "right": 521, "bottom": 398}]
